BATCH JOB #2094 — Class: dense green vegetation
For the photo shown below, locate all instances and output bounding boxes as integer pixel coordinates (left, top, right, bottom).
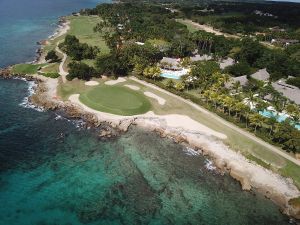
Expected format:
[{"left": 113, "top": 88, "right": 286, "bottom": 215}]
[
  {"left": 67, "top": 61, "right": 97, "bottom": 80},
  {"left": 177, "top": 1, "right": 300, "bottom": 36},
  {"left": 287, "top": 77, "right": 300, "bottom": 88},
  {"left": 50, "top": 2, "right": 300, "bottom": 156},
  {"left": 59, "top": 35, "right": 100, "bottom": 61},
  {"left": 45, "top": 50, "right": 59, "bottom": 63},
  {"left": 79, "top": 85, "right": 151, "bottom": 115}
]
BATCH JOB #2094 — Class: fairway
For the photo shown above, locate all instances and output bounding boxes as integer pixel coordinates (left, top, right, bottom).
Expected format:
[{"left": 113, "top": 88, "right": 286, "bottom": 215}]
[{"left": 79, "top": 85, "right": 151, "bottom": 116}]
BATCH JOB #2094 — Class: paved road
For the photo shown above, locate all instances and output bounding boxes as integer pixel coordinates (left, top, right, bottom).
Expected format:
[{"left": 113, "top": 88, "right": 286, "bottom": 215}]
[{"left": 130, "top": 76, "right": 300, "bottom": 166}]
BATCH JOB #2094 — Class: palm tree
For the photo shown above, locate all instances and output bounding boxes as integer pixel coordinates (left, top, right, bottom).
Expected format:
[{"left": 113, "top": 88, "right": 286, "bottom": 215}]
[
  {"left": 249, "top": 113, "right": 264, "bottom": 132},
  {"left": 234, "top": 102, "right": 244, "bottom": 120},
  {"left": 266, "top": 117, "right": 277, "bottom": 136}
]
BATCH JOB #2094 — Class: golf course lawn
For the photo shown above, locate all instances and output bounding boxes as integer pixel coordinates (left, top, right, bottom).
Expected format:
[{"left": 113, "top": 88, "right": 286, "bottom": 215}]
[{"left": 79, "top": 85, "right": 151, "bottom": 116}]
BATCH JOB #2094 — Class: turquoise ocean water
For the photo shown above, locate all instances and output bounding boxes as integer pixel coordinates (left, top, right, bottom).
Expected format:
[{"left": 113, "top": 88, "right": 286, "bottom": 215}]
[{"left": 0, "top": 1, "right": 296, "bottom": 224}]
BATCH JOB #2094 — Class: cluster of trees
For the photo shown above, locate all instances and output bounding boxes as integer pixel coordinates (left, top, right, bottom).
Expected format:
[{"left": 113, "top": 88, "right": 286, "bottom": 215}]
[
  {"left": 287, "top": 77, "right": 300, "bottom": 88},
  {"left": 67, "top": 62, "right": 97, "bottom": 81},
  {"left": 160, "top": 61, "right": 300, "bottom": 153},
  {"left": 223, "top": 38, "right": 300, "bottom": 80},
  {"left": 179, "top": 1, "right": 300, "bottom": 35},
  {"left": 59, "top": 35, "right": 100, "bottom": 61},
  {"left": 45, "top": 50, "right": 60, "bottom": 63}
]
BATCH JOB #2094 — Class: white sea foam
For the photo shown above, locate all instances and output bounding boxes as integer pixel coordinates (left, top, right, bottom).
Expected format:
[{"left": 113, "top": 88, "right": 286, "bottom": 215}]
[
  {"left": 184, "top": 147, "right": 200, "bottom": 156},
  {"left": 204, "top": 159, "right": 217, "bottom": 171},
  {"left": 19, "top": 81, "right": 44, "bottom": 112}
]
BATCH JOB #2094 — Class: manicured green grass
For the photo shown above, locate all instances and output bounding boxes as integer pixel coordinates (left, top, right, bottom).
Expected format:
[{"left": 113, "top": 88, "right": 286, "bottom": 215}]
[
  {"left": 280, "top": 161, "right": 300, "bottom": 189},
  {"left": 40, "top": 63, "right": 59, "bottom": 73},
  {"left": 79, "top": 85, "right": 151, "bottom": 116},
  {"left": 12, "top": 63, "right": 46, "bottom": 75},
  {"left": 67, "top": 15, "right": 110, "bottom": 54},
  {"left": 247, "top": 154, "right": 271, "bottom": 170}
]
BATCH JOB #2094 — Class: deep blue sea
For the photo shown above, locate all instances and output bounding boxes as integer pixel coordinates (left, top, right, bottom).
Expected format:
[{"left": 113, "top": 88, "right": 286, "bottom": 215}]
[
  {"left": 0, "top": 0, "right": 110, "bottom": 67},
  {"left": 0, "top": 0, "right": 295, "bottom": 224}
]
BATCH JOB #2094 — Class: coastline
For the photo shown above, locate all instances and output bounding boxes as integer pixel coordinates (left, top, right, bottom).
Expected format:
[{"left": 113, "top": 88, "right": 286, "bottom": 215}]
[
  {"left": 22, "top": 73, "right": 299, "bottom": 220},
  {"left": 1, "top": 16, "right": 300, "bottom": 220}
]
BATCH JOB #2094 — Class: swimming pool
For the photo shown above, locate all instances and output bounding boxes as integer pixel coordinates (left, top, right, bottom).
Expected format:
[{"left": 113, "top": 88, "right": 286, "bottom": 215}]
[
  {"left": 160, "top": 73, "right": 181, "bottom": 79},
  {"left": 259, "top": 109, "right": 300, "bottom": 130}
]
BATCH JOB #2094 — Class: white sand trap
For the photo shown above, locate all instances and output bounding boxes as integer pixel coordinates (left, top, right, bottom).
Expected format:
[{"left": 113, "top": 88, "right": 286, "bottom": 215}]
[
  {"left": 85, "top": 81, "right": 99, "bottom": 86},
  {"left": 144, "top": 92, "right": 166, "bottom": 105},
  {"left": 124, "top": 84, "right": 140, "bottom": 90},
  {"left": 105, "top": 77, "right": 126, "bottom": 85}
]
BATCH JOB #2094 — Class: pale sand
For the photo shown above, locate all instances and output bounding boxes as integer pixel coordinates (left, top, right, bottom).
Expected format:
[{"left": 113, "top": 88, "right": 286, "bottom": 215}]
[
  {"left": 85, "top": 81, "right": 99, "bottom": 86},
  {"left": 124, "top": 84, "right": 140, "bottom": 90},
  {"left": 144, "top": 91, "right": 166, "bottom": 105},
  {"left": 105, "top": 77, "right": 126, "bottom": 85},
  {"left": 68, "top": 94, "right": 226, "bottom": 139},
  {"left": 67, "top": 93, "right": 300, "bottom": 208},
  {"left": 181, "top": 19, "right": 240, "bottom": 39}
]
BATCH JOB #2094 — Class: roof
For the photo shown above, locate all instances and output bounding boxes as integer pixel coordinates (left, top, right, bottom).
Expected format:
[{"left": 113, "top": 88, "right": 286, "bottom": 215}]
[
  {"left": 190, "top": 54, "right": 212, "bottom": 62},
  {"left": 225, "top": 75, "right": 249, "bottom": 89},
  {"left": 233, "top": 75, "right": 249, "bottom": 86},
  {"left": 272, "top": 80, "right": 300, "bottom": 104},
  {"left": 160, "top": 57, "right": 181, "bottom": 70},
  {"left": 250, "top": 68, "right": 270, "bottom": 81},
  {"left": 219, "top": 57, "right": 235, "bottom": 70}
]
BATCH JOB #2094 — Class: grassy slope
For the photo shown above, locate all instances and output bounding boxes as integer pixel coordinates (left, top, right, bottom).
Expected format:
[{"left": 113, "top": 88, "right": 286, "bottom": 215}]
[
  {"left": 12, "top": 64, "right": 47, "bottom": 74},
  {"left": 43, "top": 15, "right": 109, "bottom": 72}
]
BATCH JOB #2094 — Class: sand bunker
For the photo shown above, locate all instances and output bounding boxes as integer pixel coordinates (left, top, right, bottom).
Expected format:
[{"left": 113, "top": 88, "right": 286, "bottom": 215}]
[
  {"left": 85, "top": 81, "right": 99, "bottom": 86},
  {"left": 144, "top": 92, "right": 166, "bottom": 105},
  {"left": 124, "top": 85, "right": 140, "bottom": 90},
  {"left": 105, "top": 77, "right": 126, "bottom": 85}
]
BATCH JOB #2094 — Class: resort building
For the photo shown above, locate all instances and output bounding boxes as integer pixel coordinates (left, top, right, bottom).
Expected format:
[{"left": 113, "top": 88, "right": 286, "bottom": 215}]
[
  {"left": 271, "top": 39, "right": 299, "bottom": 46},
  {"left": 250, "top": 68, "right": 270, "bottom": 82},
  {"left": 219, "top": 57, "right": 235, "bottom": 70},
  {"left": 190, "top": 54, "right": 212, "bottom": 62},
  {"left": 160, "top": 57, "right": 181, "bottom": 71},
  {"left": 160, "top": 57, "right": 189, "bottom": 79},
  {"left": 272, "top": 80, "right": 300, "bottom": 105}
]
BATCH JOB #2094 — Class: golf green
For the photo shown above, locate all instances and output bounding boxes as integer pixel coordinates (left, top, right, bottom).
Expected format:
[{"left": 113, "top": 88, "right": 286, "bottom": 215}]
[{"left": 79, "top": 85, "right": 151, "bottom": 116}]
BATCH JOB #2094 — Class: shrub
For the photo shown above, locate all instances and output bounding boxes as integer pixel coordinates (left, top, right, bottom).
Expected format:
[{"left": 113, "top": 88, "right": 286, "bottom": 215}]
[{"left": 45, "top": 50, "right": 59, "bottom": 62}]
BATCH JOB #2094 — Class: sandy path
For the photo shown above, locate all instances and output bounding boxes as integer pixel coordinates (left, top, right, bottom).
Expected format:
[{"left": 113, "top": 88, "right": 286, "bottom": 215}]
[
  {"left": 55, "top": 44, "right": 68, "bottom": 83},
  {"left": 85, "top": 81, "right": 99, "bottom": 86},
  {"left": 51, "top": 21, "right": 70, "bottom": 83},
  {"left": 68, "top": 94, "right": 226, "bottom": 139},
  {"left": 124, "top": 84, "right": 140, "bottom": 90},
  {"left": 105, "top": 77, "right": 126, "bottom": 85},
  {"left": 130, "top": 77, "right": 300, "bottom": 166},
  {"left": 144, "top": 92, "right": 166, "bottom": 105},
  {"left": 179, "top": 19, "right": 240, "bottom": 39}
]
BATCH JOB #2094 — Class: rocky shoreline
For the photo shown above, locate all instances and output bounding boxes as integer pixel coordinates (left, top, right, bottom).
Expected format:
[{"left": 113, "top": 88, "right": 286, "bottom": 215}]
[
  {"left": 1, "top": 13, "right": 299, "bottom": 222},
  {"left": 1, "top": 71, "right": 297, "bottom": 221}
]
